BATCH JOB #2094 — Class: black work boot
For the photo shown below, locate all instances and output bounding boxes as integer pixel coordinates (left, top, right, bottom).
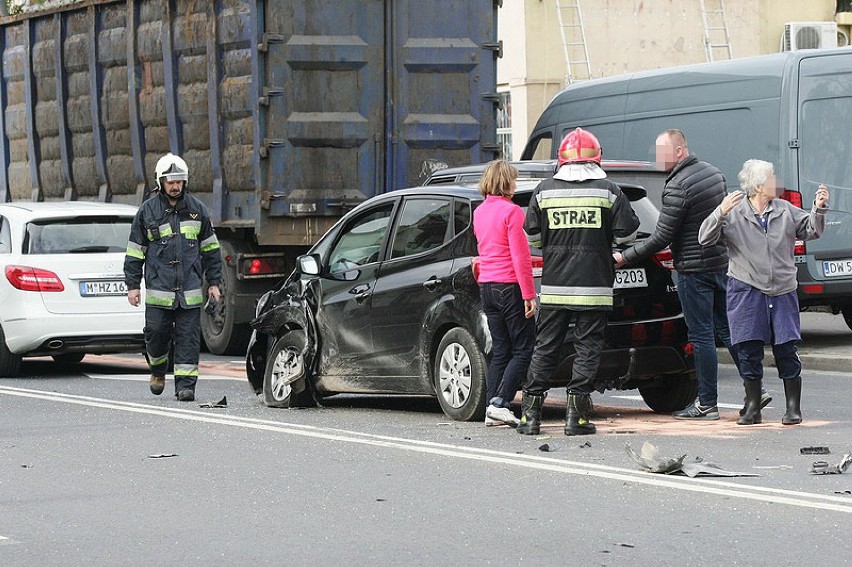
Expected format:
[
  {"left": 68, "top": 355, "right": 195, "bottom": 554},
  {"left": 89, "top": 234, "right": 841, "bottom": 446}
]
[
  {"left": 781, "top": 376, "right": 802, "bottom": 425},
  {"left": 737, "top": 379, "right": 763, "bottom": 425},
  {"left": 517, "top": 392, "right": 546, "bottom": 436},
  {"left": 565, "top": 393, "right": 596, "bottom": 436}
]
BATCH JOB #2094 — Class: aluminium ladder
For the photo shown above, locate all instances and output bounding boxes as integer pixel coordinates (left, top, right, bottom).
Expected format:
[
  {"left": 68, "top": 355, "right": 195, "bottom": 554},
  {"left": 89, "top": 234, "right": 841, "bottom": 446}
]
[
  {"left": 700, "top": 0, "right": 733, "bottom": 61},
  {"left": 555, "top": 0, "right": 592, "bottom": 84}
]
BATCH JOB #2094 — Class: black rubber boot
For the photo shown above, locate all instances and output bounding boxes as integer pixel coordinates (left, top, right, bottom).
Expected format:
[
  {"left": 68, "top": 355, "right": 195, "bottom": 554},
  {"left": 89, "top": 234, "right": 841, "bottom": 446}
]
[
  {"left": 737, "top": 379, "right": 763, "bottom": 425},
  {"left": 781, "top": 376, "right": 802, "bottom": 425},
  {"left": 739, "top": 389, "right": 772, "bottom": 416},
  {"left": 517, "top": 392, "right": 545, "bottom": 436},
  {"left": 565, "top": 393, "right": 596, "bottom": 436}
]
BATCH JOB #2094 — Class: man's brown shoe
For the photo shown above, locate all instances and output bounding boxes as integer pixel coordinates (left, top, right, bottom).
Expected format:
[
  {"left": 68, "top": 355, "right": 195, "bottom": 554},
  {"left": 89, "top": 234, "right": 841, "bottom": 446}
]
[{"left": 150, "top": 374, "right": 165, "bottom": 395}]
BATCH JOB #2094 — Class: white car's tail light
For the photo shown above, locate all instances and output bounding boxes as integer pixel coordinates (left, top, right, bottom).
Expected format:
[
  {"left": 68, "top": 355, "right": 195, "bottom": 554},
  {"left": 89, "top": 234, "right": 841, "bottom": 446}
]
[{"left": 5, "top": 265, "right": 65, "bottom": 292}]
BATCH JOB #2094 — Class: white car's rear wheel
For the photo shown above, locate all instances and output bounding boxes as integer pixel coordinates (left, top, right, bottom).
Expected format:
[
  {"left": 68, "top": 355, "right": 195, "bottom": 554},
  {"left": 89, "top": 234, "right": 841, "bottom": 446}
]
[{"left": 0, "top": 325, "right": 22, "bottom": 378}]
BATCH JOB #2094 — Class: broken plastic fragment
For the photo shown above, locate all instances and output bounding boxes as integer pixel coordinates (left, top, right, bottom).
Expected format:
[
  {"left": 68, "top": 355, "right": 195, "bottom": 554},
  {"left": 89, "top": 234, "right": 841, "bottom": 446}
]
[
  {"left": 198, "top": 396, "right": 227, "bottom": 408},
  {"left": 625, "top": 441, "right": 686, "bottom": 473},
  {"left": 147, "top": 454, "right": 178, "bottom": 459},
  {"left": 800, "top": 446, "right": 830, "bottom": 455},
  {"left": 539, "top": 443, "right": 558, "bottom": 452},
  {"left": 810, "top": 454, "right": 852, "bottom": 475},
  {"left": 625, "top": 441, "right": 759, "bottom": 477}
]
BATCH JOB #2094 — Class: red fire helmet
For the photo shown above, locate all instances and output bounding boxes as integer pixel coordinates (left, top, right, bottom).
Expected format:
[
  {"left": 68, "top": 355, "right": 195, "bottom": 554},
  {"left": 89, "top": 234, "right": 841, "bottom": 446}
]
[{"left": 557, "top": 127, "right": 602, "bottom": 166}]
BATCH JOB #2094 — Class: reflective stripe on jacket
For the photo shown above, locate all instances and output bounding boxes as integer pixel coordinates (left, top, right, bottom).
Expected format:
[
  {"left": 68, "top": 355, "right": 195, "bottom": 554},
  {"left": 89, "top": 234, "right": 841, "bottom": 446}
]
[
  {"left": 124, "top": 191, "right": 222, "bottom": 309},
  {"left": 524, "top": 176, "right": 639, "bottom": 310}
]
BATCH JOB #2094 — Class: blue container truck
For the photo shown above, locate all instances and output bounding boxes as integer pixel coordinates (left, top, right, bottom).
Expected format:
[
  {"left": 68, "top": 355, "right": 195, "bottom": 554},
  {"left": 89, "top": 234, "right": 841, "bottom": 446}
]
[{"left": 0, "top": 0, "right": 500, "bottom": 354}]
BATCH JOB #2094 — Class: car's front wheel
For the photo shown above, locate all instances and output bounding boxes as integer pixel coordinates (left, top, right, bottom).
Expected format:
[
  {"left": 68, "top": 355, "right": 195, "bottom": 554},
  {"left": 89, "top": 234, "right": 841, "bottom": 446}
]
[
  {"left": 434, "top": 327, "right": 486, "bottom": 421},
  {"left": 262, "top": 331, "right": 317, "bottom": 409},
  {"left": 638, "top": 372, "right": 697, "bottom": 413}
]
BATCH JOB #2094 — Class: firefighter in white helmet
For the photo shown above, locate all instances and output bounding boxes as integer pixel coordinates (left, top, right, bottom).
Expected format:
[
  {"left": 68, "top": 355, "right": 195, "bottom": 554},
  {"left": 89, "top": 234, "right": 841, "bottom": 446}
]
[{"left": 124, "top": 153, "right": 222, "bottom": 401}]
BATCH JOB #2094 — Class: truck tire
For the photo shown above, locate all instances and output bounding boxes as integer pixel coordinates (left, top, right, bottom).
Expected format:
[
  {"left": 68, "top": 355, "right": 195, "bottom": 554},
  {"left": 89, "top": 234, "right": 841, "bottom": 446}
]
[
  {"left": 638, "top": 372, "right": 697, "bottom": 414},
  {"left": 201, "top": 241, "right": 251, "bottom": 356},
  {"left": 0, "top": 325, "right": 22, "bottom": 378}
]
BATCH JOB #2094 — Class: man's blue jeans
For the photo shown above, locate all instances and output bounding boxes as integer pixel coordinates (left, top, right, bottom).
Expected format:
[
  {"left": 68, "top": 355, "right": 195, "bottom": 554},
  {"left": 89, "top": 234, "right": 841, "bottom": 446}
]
[{"left": 676, "top": 270, "right": 736, "bottom": 407}]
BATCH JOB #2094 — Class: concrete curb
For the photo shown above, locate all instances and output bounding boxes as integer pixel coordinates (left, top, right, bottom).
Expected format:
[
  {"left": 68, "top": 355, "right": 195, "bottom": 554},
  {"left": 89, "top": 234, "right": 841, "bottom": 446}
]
[{"left": 717, "top": 348, "right": 852, "bottom": 374}]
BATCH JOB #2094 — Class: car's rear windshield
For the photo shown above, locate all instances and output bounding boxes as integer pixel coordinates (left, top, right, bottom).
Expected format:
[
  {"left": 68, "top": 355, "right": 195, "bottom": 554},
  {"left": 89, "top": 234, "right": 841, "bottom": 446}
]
[{"left": 25, "top": 217, "right": 132, "bottom": 254}]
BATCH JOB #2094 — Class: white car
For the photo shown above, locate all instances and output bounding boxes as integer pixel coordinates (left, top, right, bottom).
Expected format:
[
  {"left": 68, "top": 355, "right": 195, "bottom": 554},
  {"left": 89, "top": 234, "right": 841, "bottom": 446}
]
[{"left": 0, "top": 202, "right": 145, "bottom": 377}]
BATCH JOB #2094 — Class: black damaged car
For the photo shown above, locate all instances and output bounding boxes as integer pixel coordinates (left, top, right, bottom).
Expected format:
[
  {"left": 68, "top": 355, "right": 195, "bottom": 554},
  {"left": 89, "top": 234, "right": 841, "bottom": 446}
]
[{"left": 246, "top": 170, "right": 695, "bottom": 421}]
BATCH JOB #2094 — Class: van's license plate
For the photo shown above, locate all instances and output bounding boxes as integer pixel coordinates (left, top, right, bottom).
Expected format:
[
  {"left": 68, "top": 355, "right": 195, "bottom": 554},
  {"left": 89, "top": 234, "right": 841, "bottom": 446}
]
[
  {"left": 614, "top": 268, "right": 647, "bottom": 289},
  {"left": 80, "top": 280, "right": 127, "bottom": 296},
  {"left": 823, "top": 259, "right": 852, "bottom": 278}
]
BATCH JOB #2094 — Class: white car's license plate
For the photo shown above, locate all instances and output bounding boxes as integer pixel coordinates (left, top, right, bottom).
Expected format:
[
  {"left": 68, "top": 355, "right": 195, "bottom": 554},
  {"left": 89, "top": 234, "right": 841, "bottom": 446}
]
[
  {"left": 614, "top": 268, "right": 647, "bottom": 289},
  {"left": 80, "top": 280, "right": 127, "bottom": 296},
  {"left": 823, "top": 259, "right": 852, "bottom": 278}
]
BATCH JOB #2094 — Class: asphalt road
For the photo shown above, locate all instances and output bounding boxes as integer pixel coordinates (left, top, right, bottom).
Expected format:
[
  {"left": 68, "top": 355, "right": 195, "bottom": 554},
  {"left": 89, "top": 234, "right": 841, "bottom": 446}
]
[{"left": 0, "top": 313, "right": 850, "bottom": 565}]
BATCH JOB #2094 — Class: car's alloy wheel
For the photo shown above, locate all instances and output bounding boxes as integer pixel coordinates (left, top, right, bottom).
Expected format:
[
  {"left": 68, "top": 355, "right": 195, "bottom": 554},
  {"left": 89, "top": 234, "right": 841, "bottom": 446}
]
[
  {"left": 0, "top": 325, "right": 22, "bottom": 378},
  {"left": 638, "top": 372, "right": 697, "bottom": 413},
  {"left": 434, "top": 327, "right": 486, "bottom": 421},
  {"left": 262, "top": 331, "right": 316, "bottom": 408}
]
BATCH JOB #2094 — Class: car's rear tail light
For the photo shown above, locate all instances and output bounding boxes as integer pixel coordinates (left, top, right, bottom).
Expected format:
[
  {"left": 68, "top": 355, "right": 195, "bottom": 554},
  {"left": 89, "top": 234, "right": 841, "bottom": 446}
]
[
  {"left": 780, "top": 189, "right": 802, "bottom": 208},
  {"left": 5, "top": 265, "right": 65, "bottom": 292},
  {"left": 471, "top": 257, "right": 481, "bottom": 282},
  {"left": 241, "top": 257, "right": 288, "bottom": 276},
  {"left": 801, "top": 284, "right": 824, "bottom": 295},
  {"left": 683, "top": 342, "right": 694, "bottom": 356},
  {"left": 780, "top": 190, "right": 807, "bottom": 255},
  {"left": 531, "top": 256, "right": 544, "bottom": 278},
  {"left": 652, "top": 248, "right": 675, "bottom": 270}
]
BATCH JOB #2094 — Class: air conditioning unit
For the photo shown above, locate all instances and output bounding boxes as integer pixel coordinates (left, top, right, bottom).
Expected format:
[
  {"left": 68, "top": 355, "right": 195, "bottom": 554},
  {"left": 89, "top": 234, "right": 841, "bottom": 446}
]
[{"left": 783, "top": 22, "right": 839, "bottom": 51}]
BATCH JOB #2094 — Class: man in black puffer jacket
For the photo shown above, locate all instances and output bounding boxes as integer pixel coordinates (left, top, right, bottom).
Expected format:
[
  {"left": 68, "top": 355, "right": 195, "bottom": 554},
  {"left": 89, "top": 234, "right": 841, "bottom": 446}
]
[{"left": 614, "top": 129, "right": 740, "bottom": 421}]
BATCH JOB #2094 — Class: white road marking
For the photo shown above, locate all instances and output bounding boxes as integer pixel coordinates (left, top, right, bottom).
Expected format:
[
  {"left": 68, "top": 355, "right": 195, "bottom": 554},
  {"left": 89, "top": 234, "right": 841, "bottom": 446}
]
[
  {"left": 1, "top": 385, "right": 850, "bottom": 514},
  {"left": 84, "top": 373, "right": 243, "bottom": 382},
  {"left": 610, "top": 394, "right": 772, "bottom": 410}
]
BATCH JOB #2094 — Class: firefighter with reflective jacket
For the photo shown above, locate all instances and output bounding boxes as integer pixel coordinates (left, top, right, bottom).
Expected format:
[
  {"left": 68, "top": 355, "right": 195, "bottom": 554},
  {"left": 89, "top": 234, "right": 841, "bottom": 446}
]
[
  {"left": 519, "top": 128, "right": 640, "bottom": 436},
  {"left": 124, "top": 153, "right": 222, "bottom": 402}
]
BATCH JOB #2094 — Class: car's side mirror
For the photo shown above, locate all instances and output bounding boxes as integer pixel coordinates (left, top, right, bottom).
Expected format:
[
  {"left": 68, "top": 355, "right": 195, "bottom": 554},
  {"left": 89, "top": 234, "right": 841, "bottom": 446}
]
[{"left": 296, "top": 254, "right": 321, "bottom": 276}]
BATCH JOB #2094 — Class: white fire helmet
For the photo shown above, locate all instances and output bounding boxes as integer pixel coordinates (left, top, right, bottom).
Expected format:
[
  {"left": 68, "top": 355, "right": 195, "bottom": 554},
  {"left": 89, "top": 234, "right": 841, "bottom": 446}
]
[{"left": 155, "top": 153, "right": 189, "bottom": 192}]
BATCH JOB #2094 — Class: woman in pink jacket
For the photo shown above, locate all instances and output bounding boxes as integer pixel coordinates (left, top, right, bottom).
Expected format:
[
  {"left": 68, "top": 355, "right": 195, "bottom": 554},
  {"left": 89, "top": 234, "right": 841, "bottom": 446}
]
[{"left": 473, "top": 160, "right": 537, "bottom": 427}]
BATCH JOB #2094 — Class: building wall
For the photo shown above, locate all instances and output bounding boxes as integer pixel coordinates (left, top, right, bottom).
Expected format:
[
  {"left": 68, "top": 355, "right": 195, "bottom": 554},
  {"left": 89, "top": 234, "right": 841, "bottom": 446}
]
[{"left": 499, "top": 0, "right": 838, "bottom": 158}]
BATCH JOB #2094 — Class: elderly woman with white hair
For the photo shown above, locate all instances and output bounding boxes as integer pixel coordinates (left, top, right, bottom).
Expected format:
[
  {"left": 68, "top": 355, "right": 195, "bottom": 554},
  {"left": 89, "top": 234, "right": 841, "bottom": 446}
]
[{"left": 698, "top": 159, "right": 829, "bottom": 426}]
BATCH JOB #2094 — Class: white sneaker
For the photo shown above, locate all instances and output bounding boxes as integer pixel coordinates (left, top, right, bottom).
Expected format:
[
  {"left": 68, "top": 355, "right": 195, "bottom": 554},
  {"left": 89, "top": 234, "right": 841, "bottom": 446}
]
[{"left": 485, "top": 405, "right": 520, "bottom": 427}]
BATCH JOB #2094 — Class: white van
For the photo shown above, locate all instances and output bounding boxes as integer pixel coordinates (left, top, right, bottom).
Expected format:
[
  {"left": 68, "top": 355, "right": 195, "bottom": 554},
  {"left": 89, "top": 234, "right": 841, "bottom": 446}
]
[{"left": 522, "top": 48, "right": 852, "bottom": 330}]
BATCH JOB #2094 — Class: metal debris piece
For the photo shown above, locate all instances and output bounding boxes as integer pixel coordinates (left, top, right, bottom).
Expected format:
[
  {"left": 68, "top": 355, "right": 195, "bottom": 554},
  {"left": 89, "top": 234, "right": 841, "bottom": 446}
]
[
  {"left": 147, "top": 453, "right": 178, "bottom": 459},
  {"left": 626, "top": 442, "right": 759, "bottom": 477},
  {"left": 800, "top": 446, "right": 830, "bottom": 455},
  {"left": 198, "top": 396, "right": 227, "bottom": 408},
  {"left": 579, "top": 441, "right": 592, "bottom": 449},
  {"left": 811, "top": 454, "right": 852, "bottom": 475}
]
